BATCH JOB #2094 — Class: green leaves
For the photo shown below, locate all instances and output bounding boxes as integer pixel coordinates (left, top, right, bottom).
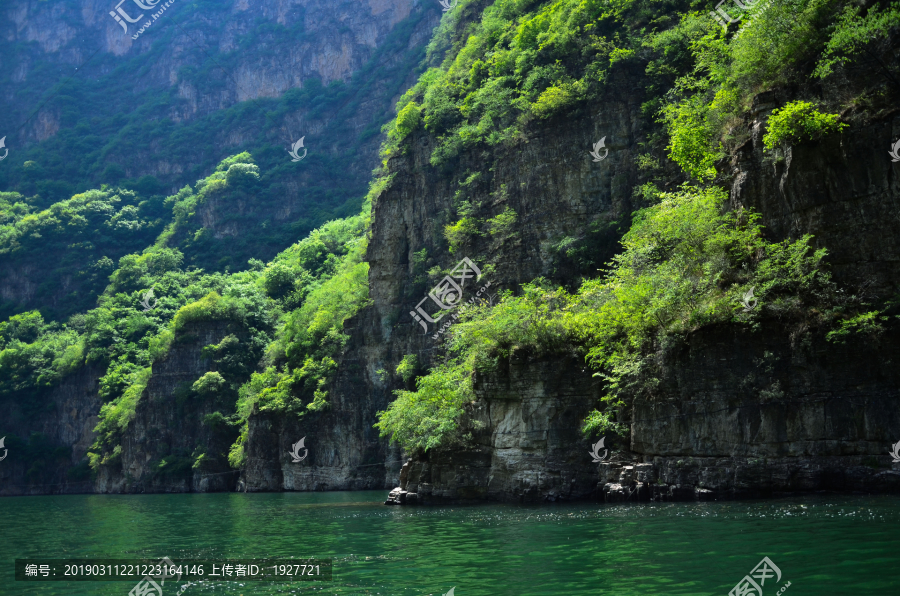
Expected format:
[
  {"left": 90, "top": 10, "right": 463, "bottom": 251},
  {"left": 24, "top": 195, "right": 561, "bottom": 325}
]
[
  {"left": 762, "top": 100, "right": 846, "bottom": 150},
  {"left": 375, "top": 359, "right": 474, "bottom": 452},
  {"left": 661, "top": 96, "right": 721, "bottom": 181},
  {"left": 814, "top": 2, "right": 900, "bottom": 80},
  {"left": 379, "top": 186, "right": 839, "bottom": 450}
]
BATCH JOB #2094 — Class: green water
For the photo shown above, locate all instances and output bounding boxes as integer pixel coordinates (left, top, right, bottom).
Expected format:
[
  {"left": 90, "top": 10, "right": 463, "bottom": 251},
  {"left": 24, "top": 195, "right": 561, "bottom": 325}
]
[{"left": 2, "top": 491, "right": 898, "bottom": 595}]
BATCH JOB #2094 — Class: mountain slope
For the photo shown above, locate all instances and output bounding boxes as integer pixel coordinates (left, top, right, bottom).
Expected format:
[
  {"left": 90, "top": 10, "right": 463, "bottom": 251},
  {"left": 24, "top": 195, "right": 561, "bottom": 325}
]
[
  {"left": 2, "top": 0, "right": 900, "bottom": 499},
  {"left": 0, "top": 0, "right": 438, "bottom": 319}
]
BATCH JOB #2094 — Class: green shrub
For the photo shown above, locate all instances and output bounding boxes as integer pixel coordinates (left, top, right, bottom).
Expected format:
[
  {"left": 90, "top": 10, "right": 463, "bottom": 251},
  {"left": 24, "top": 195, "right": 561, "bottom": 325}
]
[
  {"left": 763, "top": 101, "right": 847, "bottom": 150},
  {"left": 531, "top": 80, "right": 585, "bottom": 119},
  {"left": 375, "top": 359, "right": 474, "bottom": 452},
  {"left": 815, "top": 2, "right": 900, "bottom": 79},
  {"left": 192, "top": 371, "right": 226, "bottom": 395},
  {"left": 224, "top": 163, "right": 260, "bottom": 190},
  {"left": 228, "top": 428, "right": 247, "bottom": 469},
  {"left": 377, "top": 186, "right": 839, "bottom": 452},
  {"left": 395, "top": 354, "right": 420, "bottom": 383},
  {"left": 662, "top": 96, "right": 720, "bottom": 181},
  {"left": 261, "top": 262, "right": 297, "bottom": 299},
  {"left": 444, "top": 217, "right": 480, "bottom": 254},
  {"left": 391, "top": 101, "right": 422, "bottom": 142},
  {"left": 485, "top": 207, "right": 518, "bottom": 238},
  {"left": 89, "top": 366, "right": 152, "bottom": 468},
  {"left": 826, "top": 311, "right": 888, "bottom": 343},
  {"left": 172, "top": 292, "right": 245, "bottom": 331}
]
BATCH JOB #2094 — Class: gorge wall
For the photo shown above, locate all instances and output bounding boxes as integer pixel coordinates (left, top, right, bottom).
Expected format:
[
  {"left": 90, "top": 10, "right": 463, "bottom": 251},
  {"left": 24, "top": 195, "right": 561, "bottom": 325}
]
[
  {"left": 0, "top": 0, "right": 439, "bottom": 316},
  {"left": 3, "top": 1, "right": 900, "bottom": 503},
  {"left": 384, "top": 95, "right": 900, "bottom": 503}
]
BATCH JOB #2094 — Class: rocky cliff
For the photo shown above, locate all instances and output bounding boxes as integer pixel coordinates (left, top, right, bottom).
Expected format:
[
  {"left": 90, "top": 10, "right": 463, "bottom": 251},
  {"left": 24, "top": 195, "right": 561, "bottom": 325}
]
[
  {"left": 0, "top": 364, "right": 102, "bottom": 496},
  {"left": 182, "top": 38, "right": 900, "bottom": 502},
  {"left": 383, "top": 95, "right": 900, "bottom": 503},
  {"left": 4, "top": 0, "right": 900, "bottom": 503},
  {"left": 240, "top": 75, "right": 650, "bottom": 492},
  {"left": 94, "top": 321, "right": 242, "bottom": 493},
  {"left": 0, "top": 0, "right": 439, "bottom": 315}
]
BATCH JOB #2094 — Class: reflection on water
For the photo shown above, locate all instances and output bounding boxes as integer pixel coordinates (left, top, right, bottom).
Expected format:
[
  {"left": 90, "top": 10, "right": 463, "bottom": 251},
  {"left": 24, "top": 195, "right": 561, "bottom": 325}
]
[{"left": 2, "top": 491, "right": 899, "bottom": 595}]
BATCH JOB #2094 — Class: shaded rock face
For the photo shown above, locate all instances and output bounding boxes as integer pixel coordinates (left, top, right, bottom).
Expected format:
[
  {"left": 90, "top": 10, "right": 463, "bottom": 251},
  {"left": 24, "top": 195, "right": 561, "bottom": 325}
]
[
  {"left": 732, "top": 94, "right": 900, "bottom": 295},
  {"left": 95, "top": 322, "right": 242, "bottom": 493},
  {"left": 389, "top": 325, "right": 900, "bottom": 504},
  {"left": 241, "top": 321, "right": 405, "bottom": 492},
  {"left": 363, "top": 101, "right": 900, "bottom": 502},
  {"left": 0, "top": 365, "right": 103, "bottom": 496},
  {"left": 387, "top": 356, "right": 605, "bottom": 504},
  {"left": 632, "top": 324, "right": 900, "bottom": 460},
  {"left": 238, "top": 93, "right": 649, "bottom": 493},
  {"left": 610, "top": 323, "right": 900, "bottom": 501}
]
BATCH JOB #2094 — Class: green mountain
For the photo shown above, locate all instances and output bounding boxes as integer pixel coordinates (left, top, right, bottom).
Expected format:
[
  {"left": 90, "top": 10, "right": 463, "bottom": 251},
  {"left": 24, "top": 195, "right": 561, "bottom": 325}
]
[{"left": 1, "top": 0, "right": 899, "bottom": 500}]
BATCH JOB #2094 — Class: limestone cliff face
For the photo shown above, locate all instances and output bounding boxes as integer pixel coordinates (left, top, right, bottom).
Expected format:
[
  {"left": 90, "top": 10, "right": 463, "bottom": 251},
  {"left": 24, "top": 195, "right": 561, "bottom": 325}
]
[
  {"left": 0, "top": 365, "right": 102, "bottom": 496},
  {"left": 732, "top": 91, "right": 900, "bottom": 295},
  {"left": 240, "top": 78, "right": 650, "bottom": 492},
  {"left": 3, "top": 0, "right": 424, "bottom": 127},
  {"left": 382, "top": 99, "right": 900, "bottom": 503},
  {"left": 389, "top": 324, "right": 900, "bottom": 504},
  {"left": 241, "top": 315, "right": 405, "bottom": 492},
  {"left": 390, "top": 356, "right": 603, "bottom": 504},
  {"left": 0, "top": 0, "right": 438, "bottom": 313},
  {"left": 95, "top": 322, "right": 242, "bottom": 493}
]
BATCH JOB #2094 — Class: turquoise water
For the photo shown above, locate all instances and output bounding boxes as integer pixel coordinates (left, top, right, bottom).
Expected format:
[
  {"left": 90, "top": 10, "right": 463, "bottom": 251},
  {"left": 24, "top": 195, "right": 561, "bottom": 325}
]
[{"left": 2, "top": 491, "right": 899, "bottom": 595}]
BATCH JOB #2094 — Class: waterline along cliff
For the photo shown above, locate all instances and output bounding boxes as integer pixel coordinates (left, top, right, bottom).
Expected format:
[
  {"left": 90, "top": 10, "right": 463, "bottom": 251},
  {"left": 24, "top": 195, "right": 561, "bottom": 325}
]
[{"left": 1, "top": 0, "right": 899, "bottom": 502}]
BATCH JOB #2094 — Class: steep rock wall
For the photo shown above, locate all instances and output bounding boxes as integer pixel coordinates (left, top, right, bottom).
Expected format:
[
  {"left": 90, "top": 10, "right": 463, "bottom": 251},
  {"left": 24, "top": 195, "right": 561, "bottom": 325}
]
[
  {"left": 239, "top": 76, "right": 650, "bottom": 491},
  {"left": 95, "top": 321, "right": 242, "bottom": 493},
  {"left": 390, "top": 324, "right": 900, "bottom": 504},
  {"left": 385, "top": 103, "right": 900, "bottom": 503},
  {"left": 733, "top": 93, "right": 900, "bottom": 294},
  {"left": 0, "top": 365, "right": 103, "bottom": 496}
]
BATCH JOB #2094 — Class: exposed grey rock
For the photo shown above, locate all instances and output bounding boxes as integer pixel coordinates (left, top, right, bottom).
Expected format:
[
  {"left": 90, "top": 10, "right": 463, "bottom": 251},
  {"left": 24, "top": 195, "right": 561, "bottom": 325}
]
[{"left": 0, "top": 365, "right": 103, "bottom": 496}]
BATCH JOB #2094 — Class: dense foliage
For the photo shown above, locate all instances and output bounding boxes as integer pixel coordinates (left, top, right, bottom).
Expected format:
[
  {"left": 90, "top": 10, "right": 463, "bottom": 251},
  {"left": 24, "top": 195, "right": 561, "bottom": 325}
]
[
  {"left": 2, "top": 0, "right": 897, "bottom": 473},
  {"left": 0, "top": 153, "right": 371, "bottom": 476},
  {"left": 376, "top": 185, "right": 849, "bottom": 449},
  {"left": 0, "top": 188, "right": 167, "bottom": 320},
  {"left": 375, "top": 0, "right": 898, "bottom": 451}
]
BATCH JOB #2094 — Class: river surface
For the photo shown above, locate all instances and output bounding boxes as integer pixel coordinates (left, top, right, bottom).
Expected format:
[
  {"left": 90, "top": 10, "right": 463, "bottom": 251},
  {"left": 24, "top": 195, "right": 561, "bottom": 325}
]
[{"left": 2, "top": 491, "right": 899, "bottom": 595}]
